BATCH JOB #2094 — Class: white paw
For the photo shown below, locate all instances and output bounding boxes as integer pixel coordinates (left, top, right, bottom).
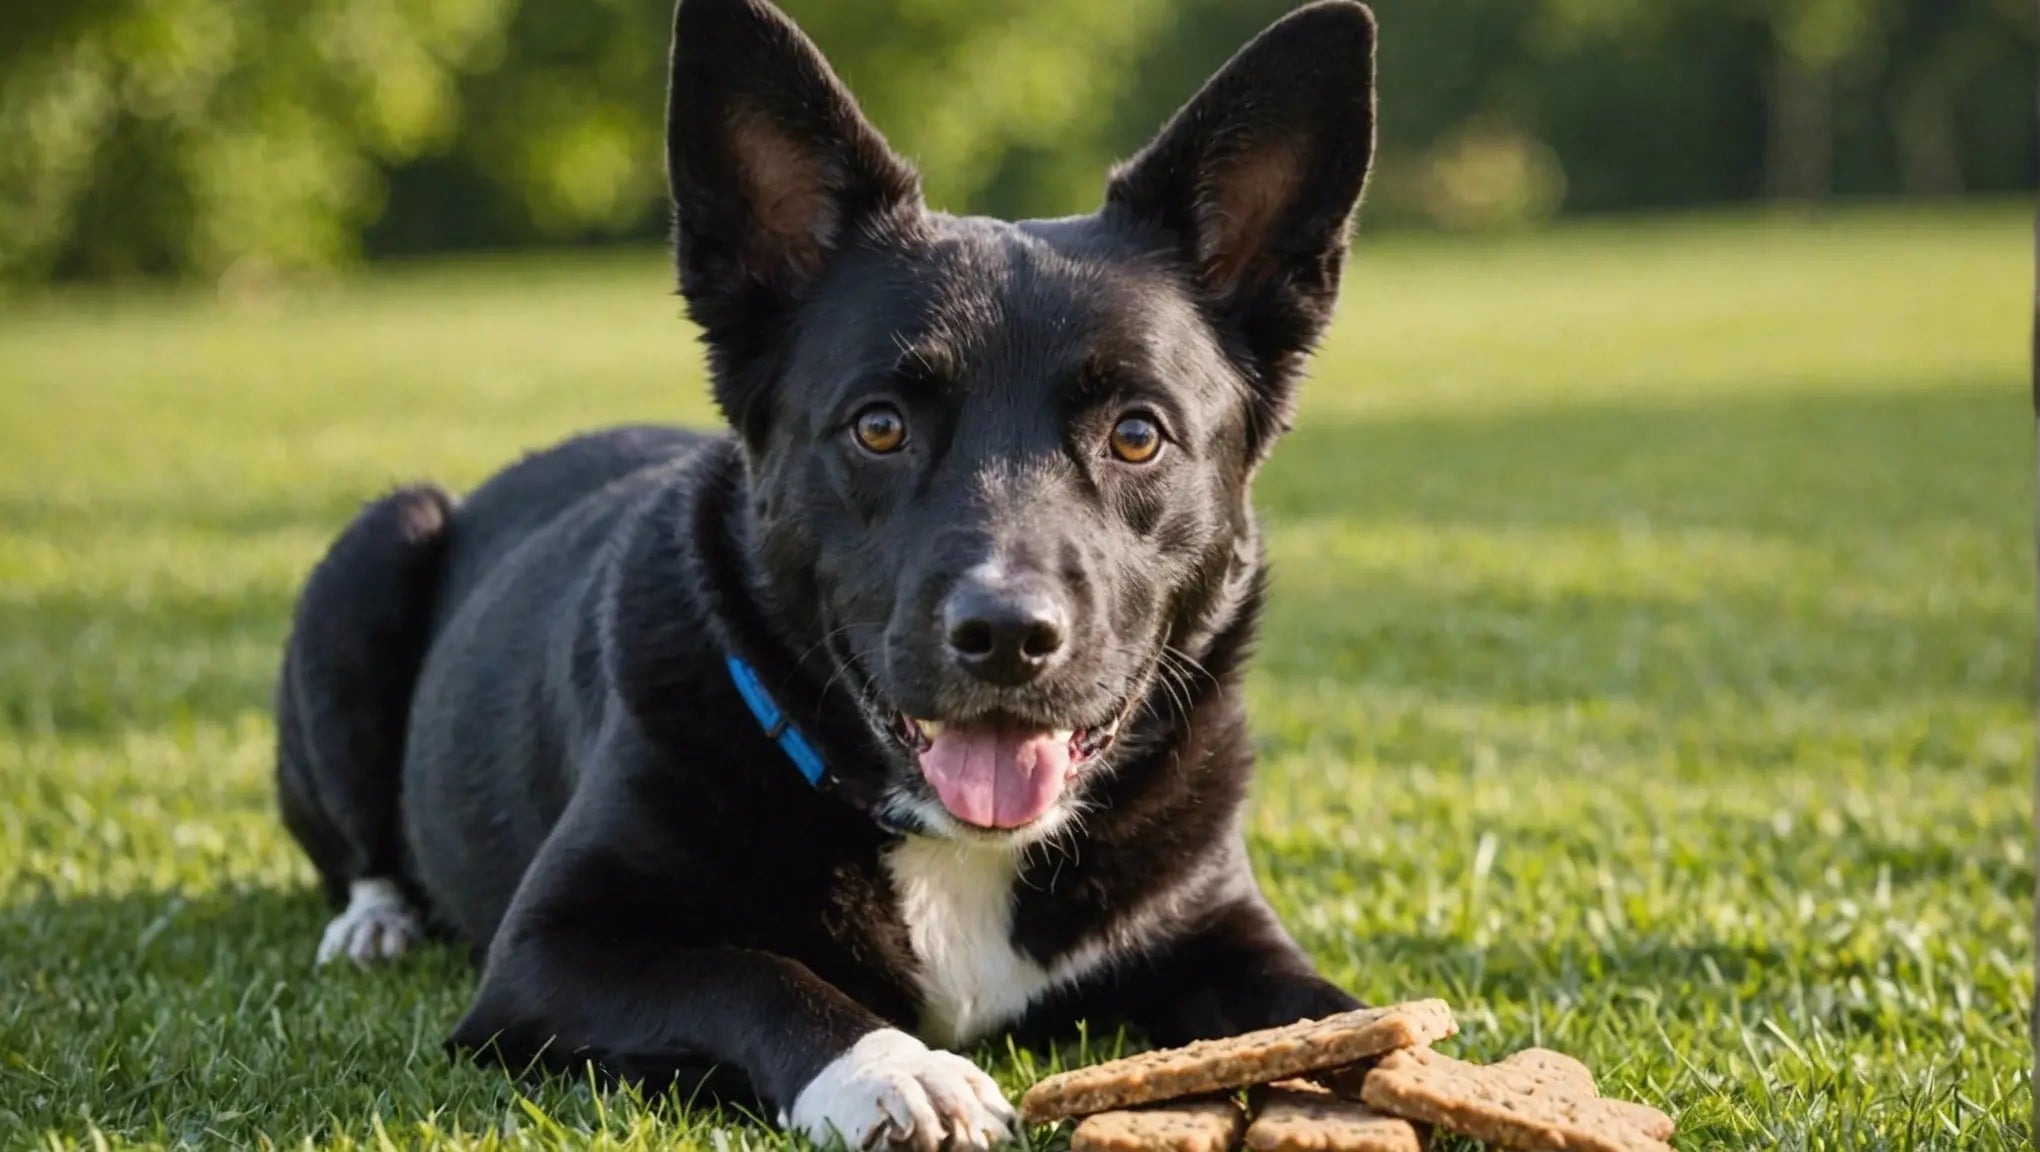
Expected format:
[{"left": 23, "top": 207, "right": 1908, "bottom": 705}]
[
  {"left": 783, "top": 1028, "right": 1015, "bottom": 1152},
  {"left": 315, "top": 878, "right": 420, "bottom": 967}
]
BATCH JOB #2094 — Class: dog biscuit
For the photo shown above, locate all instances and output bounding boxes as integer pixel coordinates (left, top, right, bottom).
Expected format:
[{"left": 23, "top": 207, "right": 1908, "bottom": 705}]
[
  {"left": 1245, "top": 1083, "right": 1425, "bottom": 1152},
  {"left": 1358, "top": 1046, "right": 1674, "bottom": 1152},
  {"left": 1496, "top": 1049, "right": 1678, "bottom": 1139},
  {"left": 1071, "top": 1098, "right": 1246, "bottom": 1152},
  {"left": 1021, "top": 1000, "right": 1457, "bottom": 1123},
  {"left": 1496, "top": 1047, "right": 1597, "bottom": 1094}
]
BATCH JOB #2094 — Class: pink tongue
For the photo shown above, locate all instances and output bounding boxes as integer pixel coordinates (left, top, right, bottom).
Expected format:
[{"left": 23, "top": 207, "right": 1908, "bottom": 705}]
[{"left": 917, "top": 724, "right": 1071, "bottom": 829}]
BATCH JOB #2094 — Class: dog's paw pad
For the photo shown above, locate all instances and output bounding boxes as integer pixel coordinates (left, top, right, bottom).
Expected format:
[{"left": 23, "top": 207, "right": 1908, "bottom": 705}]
[
  {"left": 315, "top": 878, "right": 420, "bottom": 967},
  {"left": 786, "top": 1028, "right": 1015, "bottom": 1151}
]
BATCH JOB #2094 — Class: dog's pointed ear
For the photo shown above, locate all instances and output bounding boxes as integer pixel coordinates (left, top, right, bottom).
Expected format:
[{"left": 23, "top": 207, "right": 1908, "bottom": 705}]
[
  {"left": 667, "top": 0, "right": 922, "bottom": 440},
  {"left": 1107, "top": 0, "right": 1376, "bottom": 458}
]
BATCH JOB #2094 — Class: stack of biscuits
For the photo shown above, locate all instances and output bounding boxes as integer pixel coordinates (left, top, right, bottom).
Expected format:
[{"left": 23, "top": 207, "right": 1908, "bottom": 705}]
[{"left": 1020, "top": 1001, "right": 1675, "bottom": 1152}]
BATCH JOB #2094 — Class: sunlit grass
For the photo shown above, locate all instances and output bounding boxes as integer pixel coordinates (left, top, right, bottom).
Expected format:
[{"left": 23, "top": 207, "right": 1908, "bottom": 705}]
[{"left": 0, "top": 205, "right": 2031, "bottom": 1149}]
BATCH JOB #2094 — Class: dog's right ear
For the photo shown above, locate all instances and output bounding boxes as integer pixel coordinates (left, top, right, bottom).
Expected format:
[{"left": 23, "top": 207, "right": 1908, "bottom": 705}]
[{"left": 667, "top": 0, "right": 922, "bottom": 443}]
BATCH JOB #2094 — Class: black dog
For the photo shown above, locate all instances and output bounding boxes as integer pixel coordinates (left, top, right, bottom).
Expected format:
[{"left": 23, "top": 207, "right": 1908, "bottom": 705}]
[{"left": 276, "top": 0, "right": 1376, "bottom": 1146}]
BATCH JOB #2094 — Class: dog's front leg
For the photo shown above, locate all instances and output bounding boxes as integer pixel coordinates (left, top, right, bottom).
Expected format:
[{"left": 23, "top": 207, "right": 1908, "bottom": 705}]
[
  {"left": 449, "top": 932, "right": 1013, "bottom": 1150},
  {"left": 1118, "top": 894, "right": 1363, "bottom": 1046},
  {"left": 445, "top": 821, "right": 1013, "bottom": 1152}
]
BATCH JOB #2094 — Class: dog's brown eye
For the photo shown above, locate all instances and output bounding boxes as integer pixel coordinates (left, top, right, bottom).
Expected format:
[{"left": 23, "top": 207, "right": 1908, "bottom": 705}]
[
  {"left": 852, "top": 404, "right": 907, "bottom": 454},
  {"left": 1108, "top": 414, "right": 1162, "bottom": 464}
]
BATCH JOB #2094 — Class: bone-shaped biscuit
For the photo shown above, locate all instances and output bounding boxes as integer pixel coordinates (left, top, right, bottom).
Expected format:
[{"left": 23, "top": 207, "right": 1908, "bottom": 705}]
[{"left": 1359, "top": 1046, "right": 1673, "bottom": 1152}]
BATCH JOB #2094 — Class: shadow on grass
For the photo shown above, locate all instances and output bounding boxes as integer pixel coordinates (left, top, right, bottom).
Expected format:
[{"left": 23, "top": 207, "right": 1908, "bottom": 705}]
[
  {"left": 1251, "top": 566, "right": 2028, "bottom": 712},
  {"left": 1261, "top": 379, "right": 2024, "bottom": 537},
  {"left": 0, "top": 581, "right": 297, "bottom": 739},
  {"left": 0, "top": 884, "right": 779, "bottom": 1145},
  {"left": 0, "top": 487, "right": 378, "bottom": 542},
  {"left": 1252, "top": 381, "right": 2028, "bottom": 712}
]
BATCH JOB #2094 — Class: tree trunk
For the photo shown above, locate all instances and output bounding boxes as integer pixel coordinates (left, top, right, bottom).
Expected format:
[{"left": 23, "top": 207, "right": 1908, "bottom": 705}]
[
  {"left": 1891, "top": 77, "right": 1965, "bottom": 197},
  {"left": 1764, "top": 50, "right": 1833, "bottom": 202}
]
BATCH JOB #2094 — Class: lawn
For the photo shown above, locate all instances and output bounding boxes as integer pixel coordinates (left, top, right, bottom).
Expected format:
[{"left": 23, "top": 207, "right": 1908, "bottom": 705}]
[{"left": 0, "top": 205, "right": 2031, "bottom": 1150}]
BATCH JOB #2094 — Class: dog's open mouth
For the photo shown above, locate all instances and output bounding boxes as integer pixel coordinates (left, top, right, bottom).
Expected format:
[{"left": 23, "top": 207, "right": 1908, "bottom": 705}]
[
  {"left": 822, "top": 629, "right": 1154, "bottom": 832},
  {"left": 885, "top": 711, "right": 1125, "bottom": 830}
]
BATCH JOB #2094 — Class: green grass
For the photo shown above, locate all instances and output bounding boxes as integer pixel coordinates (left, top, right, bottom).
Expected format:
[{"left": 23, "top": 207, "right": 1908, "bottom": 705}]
[{"left": 0, "top": 204, "right": 2031, "bottom": 1150}]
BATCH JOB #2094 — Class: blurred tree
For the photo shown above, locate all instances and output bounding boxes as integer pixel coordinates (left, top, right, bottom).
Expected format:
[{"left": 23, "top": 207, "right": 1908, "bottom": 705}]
[
  {"left": 0, "top": 0, "right": 508, "bottom": 282},
  {"left": 372, "top": 0, "right": 1180, "bottom": 252},
  {"left": 2, "top": 0, "right": 2033, "bottom": 283},
  {"left": 1757, "top": 0, "right": 1891, "bottom": 201},
  {"left": 1882, "top": 0, "right": 2033, "bottom": 196}
]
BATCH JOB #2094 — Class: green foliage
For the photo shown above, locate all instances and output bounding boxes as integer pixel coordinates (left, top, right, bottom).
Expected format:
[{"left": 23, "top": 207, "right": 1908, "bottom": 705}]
[
  {"left": 420, "top": 0, "right": 1183, "bottom": 241},
  {"left": 0, "top": 0, "right": 508, "bottom": 281},
  {"left": 0, "top": 207, "right": 2031, "bottom": 1147},
  {"left": 1, "top": 0, "right": 2034, "bottom": 281}
]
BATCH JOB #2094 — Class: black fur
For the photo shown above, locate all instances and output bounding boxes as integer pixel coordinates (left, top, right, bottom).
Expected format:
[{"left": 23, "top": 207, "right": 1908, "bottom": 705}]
[
  {"left": 277, "top": 0, "right": 1378, "bottom": 1130},
  {"left": 277, "top": 484, "right": 451, "bottom": 910}
]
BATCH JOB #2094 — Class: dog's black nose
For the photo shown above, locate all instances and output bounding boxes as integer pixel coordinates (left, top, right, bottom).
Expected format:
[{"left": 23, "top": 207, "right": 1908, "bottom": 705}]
[{"left": 943, "top": 577, "right": 1068, "bottom": 685}]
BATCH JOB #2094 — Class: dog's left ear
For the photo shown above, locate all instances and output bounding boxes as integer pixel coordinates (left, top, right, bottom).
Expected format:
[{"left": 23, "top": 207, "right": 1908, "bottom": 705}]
[
  {"left": 1107, "top": 0, "right": 1376, "bottom": 459},
  {"left": 667, "top": 0, "right": 923, "bottom": 444}
]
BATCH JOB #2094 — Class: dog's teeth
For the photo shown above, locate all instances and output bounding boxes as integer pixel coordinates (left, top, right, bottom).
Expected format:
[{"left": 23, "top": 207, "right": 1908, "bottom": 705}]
[
  {"left": 1054, "top": 729, "right": 1074, "bottom": 744},
  {"left": 918, "top": 719, "right": 943, "bottom": 740}
]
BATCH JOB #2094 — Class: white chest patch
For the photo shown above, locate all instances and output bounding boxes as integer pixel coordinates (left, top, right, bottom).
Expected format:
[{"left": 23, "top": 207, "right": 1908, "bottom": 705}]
[
  {"left": 883, "top": 837, "right": 1056, "bottom": 1048},
  {"left": 882, "top": 830, "right": 1253, "bottom": 1049}
]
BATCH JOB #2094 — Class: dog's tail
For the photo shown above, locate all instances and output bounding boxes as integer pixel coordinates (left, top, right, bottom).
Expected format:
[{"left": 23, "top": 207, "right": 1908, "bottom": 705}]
[{"left": 275, "top": 485, "right": 454, "bottom": 917}]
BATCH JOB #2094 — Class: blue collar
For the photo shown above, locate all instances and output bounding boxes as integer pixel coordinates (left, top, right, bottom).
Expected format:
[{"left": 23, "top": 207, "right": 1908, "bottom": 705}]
[{"left": 725, "top": 654, "right": 828, "bottom": 787}]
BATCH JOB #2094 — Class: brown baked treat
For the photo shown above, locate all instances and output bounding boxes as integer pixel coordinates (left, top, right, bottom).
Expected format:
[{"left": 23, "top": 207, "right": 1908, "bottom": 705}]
[
  {"left": 1244, "top": 1083, "right": 1425, "bottom": 1152},
  {"left": 1500, "top": 1049, "right": 1678, "bottom": 1139},
  {"left": 1318, "top": 1051, "right": 1595, "bottom": 1104},
  {"left": 1071, "top": 1098, "right": 1246, "bottom": 1152},
  {"left": 1021, "top": 1001, "right": 1457, "bottom": 1123},
  {"left": 1497, "top": 1048, "right": 1597, "bottom": 1094},
  {"left": 1358, "top": 1047, "right": 1675, "bottom": 1152}
]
